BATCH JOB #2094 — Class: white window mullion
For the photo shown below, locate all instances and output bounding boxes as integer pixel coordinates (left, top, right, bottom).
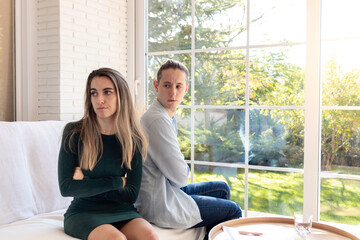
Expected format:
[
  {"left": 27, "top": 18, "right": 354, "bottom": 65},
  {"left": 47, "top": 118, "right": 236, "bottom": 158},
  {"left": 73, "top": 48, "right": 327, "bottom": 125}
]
[
  {"left": 304, "top": 0, "right": 322, "bottom": 221},
  {"left": 127, "top": 0, "right": 135, "bottom": 100},
  {"left": 190, "top": 0, "right": 196, "bottom": 183},
  {"left": 243, "top": 0, "right": 251, "bottom": 218},
  {"left": 15, "top": 0, "right": 38, "bottom": 121},
  {"left": 134, "top": 0, "right": 147, "bottom": 111}
]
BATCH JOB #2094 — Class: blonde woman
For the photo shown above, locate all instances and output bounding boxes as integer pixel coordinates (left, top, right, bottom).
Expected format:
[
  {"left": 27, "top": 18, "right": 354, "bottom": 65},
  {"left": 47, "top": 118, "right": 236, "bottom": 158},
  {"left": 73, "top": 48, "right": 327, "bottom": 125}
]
[{"left": 58, "top": 68, "right": 158, "bottom": 240}]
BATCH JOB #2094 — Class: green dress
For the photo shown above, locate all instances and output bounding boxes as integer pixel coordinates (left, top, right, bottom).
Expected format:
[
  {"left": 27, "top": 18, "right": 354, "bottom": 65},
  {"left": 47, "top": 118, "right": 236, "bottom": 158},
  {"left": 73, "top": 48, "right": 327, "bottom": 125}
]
[{"left": 58, "top": 122, "right": 143, "bottom": 240}]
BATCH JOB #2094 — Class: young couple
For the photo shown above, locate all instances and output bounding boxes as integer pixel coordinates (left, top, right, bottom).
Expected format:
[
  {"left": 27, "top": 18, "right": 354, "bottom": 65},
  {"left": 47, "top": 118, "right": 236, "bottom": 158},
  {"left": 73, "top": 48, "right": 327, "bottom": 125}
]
[{"left": 58, "top": 60, "right": 242, "bottom": 240}]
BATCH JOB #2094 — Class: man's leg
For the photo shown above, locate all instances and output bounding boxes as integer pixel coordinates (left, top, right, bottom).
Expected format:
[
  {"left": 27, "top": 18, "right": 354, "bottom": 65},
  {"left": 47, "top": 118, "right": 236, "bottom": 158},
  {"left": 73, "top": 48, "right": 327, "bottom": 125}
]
[
  {"left": 182, "top": 181, "right": 242, "bottom": 239},
  {"left": 181, "top": 181, "right": 230, "bottom": 199},
  {"left": 190, "top": 194, "right": 242, "bottom": 228},
  {"left": 189, "top": 194, "right": 242, "bottom": 240}
]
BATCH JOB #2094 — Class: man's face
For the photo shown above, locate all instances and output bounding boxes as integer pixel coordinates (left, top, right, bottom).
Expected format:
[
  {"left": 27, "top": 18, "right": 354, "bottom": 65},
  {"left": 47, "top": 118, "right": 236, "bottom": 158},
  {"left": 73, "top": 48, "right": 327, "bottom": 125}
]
[{"left": 154, "top": 68, "right": 189, "bottom": 117}]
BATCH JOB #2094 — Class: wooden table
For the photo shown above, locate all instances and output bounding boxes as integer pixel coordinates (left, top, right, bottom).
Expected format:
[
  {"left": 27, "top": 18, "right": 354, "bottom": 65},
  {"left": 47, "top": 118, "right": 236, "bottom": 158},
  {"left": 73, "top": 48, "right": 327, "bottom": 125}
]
[{"left": 209, "top": 217, "right": 360, "bottom": 240}]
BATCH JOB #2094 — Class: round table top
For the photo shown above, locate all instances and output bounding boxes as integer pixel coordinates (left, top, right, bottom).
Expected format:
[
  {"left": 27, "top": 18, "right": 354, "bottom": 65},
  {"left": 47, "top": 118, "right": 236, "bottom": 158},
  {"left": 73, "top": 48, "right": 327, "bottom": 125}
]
[{"left": 209, "top": 217, "right": 359, "bottom": 240}]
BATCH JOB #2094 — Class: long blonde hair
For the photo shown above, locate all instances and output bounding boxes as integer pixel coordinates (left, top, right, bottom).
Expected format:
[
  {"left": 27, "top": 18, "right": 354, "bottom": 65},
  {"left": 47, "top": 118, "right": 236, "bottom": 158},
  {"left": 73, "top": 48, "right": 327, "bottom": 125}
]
[{"left": 68, "top": 68, "right": 147, "bottom": 170}]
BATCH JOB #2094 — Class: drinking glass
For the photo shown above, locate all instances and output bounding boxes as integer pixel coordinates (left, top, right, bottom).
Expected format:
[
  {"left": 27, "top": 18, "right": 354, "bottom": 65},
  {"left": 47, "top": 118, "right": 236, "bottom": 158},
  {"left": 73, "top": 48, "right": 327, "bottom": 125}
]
[{"left": 294, "top": 212, "right": 312, "bottom": 236}]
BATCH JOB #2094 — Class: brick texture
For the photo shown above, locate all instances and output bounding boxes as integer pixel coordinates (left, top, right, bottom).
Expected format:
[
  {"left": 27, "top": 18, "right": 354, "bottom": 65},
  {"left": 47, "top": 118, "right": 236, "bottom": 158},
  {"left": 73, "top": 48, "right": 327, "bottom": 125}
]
[{"left": 37, "top": 0, "right": 128, "bottom": 120}]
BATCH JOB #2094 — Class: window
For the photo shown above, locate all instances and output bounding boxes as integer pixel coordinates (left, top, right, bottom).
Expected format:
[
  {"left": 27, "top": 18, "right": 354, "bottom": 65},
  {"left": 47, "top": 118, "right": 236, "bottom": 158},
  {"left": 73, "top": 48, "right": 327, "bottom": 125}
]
[
  {"left": 0, "top": 0, "right": 14, "bottom": 121},
  {"left": 138, "top": 0, "right": 360, "bottom": 225},
  {"left": 320, "top": 0, "right": 360, "bottom": 224}
]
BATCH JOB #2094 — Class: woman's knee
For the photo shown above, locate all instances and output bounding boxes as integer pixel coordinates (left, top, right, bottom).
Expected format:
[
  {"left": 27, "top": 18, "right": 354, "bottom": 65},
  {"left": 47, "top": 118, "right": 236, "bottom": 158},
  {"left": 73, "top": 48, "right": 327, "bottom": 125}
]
[
  {"left": 142, "top": 225, "right": 158, "bottom": 240},
  {"left": 114, "top": 235, "right": 127, "bottom": 240},
  {"left": 121, "top": 218, "right": 158, "bottom": 240},
  {"left": 133, "top": 226, "right": 158, "bottom": 240},
  {"left": 89, "top": 232, "right": 126, "bottom": 240},
  {"left": 146, "top": 228, "right": 159, "bottom": 240},
  {"left": 88, "top": 224, "right": 127, "bottom": 240}
]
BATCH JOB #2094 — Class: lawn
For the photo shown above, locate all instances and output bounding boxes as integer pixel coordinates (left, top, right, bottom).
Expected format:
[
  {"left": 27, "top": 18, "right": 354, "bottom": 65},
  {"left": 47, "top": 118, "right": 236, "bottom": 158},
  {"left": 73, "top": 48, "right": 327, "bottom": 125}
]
[{"left": 192, "top": 169, "right": 360, "bottom": 225}]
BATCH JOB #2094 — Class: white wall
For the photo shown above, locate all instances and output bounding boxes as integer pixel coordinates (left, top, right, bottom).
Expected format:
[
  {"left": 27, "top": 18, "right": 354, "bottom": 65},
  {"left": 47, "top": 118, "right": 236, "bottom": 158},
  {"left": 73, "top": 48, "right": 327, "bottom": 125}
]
[
  {"left": 17, "top": 0, "right": 130, "bottom": 121},
  {"left": 37, "top": 0, "right": 61, "bottom": 120}
]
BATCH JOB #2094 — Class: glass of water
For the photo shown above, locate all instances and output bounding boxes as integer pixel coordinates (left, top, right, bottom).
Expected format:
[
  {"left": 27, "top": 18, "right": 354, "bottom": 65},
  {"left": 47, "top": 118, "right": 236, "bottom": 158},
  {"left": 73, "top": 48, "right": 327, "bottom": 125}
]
[{"left": 294, "top": 212, "right": 312, "bottom": 236}]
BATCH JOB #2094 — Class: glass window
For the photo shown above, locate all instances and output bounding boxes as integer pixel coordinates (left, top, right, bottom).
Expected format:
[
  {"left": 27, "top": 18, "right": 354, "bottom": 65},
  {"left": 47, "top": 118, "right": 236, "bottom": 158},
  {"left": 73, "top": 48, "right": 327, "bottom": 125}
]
[
  {"left": 148, "top": 0, "right": 192, "bottom": 52},
  {"left": 249, "top": 109, "right": 304, "bottom": 168},
  {"left": 248, "top": 170, "right": 303, "bottom": 215},
  {"left": 195, "top": 109, "right": 245, "bottom": 164},
  {"left": 320, "top": 0, "right": 360, "bottom": 224},
  {"left": 195, "top": 50, "right": 246, "bottom": 105},
  {"left": 144, "top": 0, "right": 360, "bottom": 225},
  {"left": 249, "top": 46, "right": 305, "bottom": 106},
  {"left": 250, "top": 0, "right": 306, "bottom": 45},
  {"left": 195, "top": 0, "right": 247, "bottom": 48}
]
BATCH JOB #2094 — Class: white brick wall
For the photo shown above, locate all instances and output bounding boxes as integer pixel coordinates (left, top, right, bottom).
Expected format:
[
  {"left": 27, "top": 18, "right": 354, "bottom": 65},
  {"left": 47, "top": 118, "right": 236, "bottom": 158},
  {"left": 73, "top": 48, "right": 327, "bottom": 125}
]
[
  {"left": 37, "top": 0, "right": 128, "bottom": 120},
  {"left": 37, "top": 0, "right": 60, "bottom": 120}
]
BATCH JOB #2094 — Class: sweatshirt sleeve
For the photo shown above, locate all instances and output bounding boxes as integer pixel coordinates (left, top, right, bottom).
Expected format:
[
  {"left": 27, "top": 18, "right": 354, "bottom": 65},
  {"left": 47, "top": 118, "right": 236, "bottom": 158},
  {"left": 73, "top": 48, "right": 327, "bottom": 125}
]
[
  {"left": 57, "top": 123, "right": 123, "bottom": 198},
  {"left": 143, "top": 117, "right": 189, "bottom": 187}
]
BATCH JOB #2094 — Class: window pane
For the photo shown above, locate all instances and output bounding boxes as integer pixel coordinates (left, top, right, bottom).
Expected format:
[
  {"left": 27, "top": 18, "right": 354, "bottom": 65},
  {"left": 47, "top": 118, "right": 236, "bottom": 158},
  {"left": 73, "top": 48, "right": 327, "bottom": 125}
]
[
  {"left": 193, "top": 165, "right": 245, "bottom": 209},
  {"left": 249, "top": 46, "right": 305, "bottom": 106},
  {"left": 176, "top": 108, "right": 191, "bottom": 160},
  {"left": 321, "top": 0, "right": 360, "bottom": 40},
  {"left": 147, "top": 54, "right": 191, "bottom": 105},
  {"left": 321, "top": 41, "right": 360, "bottom": 107},
  {"left": 320, "top": 0, "right": 360, "bottom": 227},
  {"left": 321, "top": 110, "right": 360, "bottom": 175},
  {"left": 249, "top": 109, "right": 304, "bottom": 168},
  {"left": 321, "top": 0, "right": 360, "bottom": 106},
  {"left": 148, "top": 0, "right": 191, "bottom": 52},
  {"left": 321, "top": 178, "right": 360, "bottom": 225},
  {"left": 0, "top": 0, "right": 14, "bottom": 121},
  {"left": 250, "top": 0, "right": 306, "bottom": 45},
  {"left": 248, "top": 170, "right": 303, "bottom": 215},
  {"left": 194, "top": 109, "right": 245, "bottom": 164},
  {"left": 195, "top": 50, "right": 246, "bottom": 106},
  {"left": 195, "top": 0, "right": 247, "bottom": 49}
]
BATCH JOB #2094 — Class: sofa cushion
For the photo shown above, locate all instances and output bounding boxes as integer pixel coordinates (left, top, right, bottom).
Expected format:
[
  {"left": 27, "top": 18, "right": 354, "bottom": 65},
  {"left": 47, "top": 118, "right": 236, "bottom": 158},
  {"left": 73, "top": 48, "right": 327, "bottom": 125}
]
[
  {"left": 0, "top": 121, "right": 71, "bottom": 225},
  {"left": 0, "top": 209, "right": 78, "bottom": 240},
  {"left": 19, "top": 121, "right": 71, "bottom": 214},
  {"left": 0, "top": 122, "right": 37, "bottom": 225},
  {"left": 0, "top": 209, "right": 205, "bottom": 240},
  {"left": 0, "top": 121, "right": 206, "bottom": 239}
]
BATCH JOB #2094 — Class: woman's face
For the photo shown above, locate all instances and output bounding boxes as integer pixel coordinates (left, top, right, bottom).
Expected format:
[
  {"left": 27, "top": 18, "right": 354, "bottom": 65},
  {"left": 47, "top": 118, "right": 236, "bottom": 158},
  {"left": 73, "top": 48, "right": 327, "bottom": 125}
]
[{"left": 90, "top": 76, "right": 118, "bottom": 122}]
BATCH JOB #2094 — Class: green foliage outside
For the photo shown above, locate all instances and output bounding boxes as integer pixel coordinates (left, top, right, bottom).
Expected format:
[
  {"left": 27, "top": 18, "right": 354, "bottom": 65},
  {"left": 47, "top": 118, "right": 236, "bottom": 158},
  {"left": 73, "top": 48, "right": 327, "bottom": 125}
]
[
  {"left": 193, "top": 170, "right": 360, "bottom": 225},
  {"left": 148, "top": 0, "right": 360, "bottom": 225}
]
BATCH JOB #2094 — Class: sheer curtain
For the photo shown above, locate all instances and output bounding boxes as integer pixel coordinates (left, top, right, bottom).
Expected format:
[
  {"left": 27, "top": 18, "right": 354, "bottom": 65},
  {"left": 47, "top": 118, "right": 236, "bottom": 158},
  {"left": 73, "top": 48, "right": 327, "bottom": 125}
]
[{"left": 0, "top": 0, "right": 14, "bottom": 121}]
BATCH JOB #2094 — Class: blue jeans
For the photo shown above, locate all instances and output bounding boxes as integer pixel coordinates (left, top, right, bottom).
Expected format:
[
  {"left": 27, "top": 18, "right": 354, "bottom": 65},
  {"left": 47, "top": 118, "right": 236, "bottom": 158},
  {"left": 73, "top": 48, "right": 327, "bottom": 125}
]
[{"left": 181, "top": 181, "right": 242, "bottom": 239}]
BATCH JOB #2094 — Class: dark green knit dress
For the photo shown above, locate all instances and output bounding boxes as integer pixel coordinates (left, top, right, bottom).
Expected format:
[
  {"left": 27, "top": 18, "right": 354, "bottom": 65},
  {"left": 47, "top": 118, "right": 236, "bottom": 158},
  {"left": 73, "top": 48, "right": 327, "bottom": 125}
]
[{"left": 58, "top": 123, "right": 143, "bottom": 240}]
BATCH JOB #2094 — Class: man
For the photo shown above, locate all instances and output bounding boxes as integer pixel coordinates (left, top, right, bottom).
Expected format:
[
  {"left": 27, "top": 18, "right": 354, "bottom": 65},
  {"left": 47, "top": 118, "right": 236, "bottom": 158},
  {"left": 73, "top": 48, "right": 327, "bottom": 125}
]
[{"left": 135, "top": 59, "right": 242, "bottom": 238}]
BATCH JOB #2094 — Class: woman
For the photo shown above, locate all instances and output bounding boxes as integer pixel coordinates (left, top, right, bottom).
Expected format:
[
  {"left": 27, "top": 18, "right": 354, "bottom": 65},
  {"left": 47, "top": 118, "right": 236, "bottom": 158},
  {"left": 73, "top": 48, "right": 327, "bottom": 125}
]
[{"left": 58, "top": 68, "right": 158, "bottom": 240}]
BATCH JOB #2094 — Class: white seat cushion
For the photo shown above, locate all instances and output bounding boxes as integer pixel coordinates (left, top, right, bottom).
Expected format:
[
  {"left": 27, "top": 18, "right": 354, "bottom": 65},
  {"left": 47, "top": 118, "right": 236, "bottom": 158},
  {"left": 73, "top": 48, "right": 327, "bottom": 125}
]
[{"left": 0, "top": 209, "right": 205, "bottom": 240}]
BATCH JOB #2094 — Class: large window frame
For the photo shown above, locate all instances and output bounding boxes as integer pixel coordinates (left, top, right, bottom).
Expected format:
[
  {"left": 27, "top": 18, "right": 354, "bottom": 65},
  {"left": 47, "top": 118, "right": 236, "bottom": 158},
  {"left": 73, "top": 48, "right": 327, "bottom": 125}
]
[
  {"left": 14, "top": 0, "right": 38, "bottom": 121},
  {"left": 134, "top": 0, "right": 360, "bottom": 222},
  {"left": 0, "top": 0, "right": 15, "bottom": 121}
]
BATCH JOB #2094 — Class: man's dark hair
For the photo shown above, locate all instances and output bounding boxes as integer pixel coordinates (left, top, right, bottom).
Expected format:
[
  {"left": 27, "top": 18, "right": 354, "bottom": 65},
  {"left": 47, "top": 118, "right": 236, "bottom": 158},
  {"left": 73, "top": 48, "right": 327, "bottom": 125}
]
[{"left": 157, "top": 59, "right": 189, "bottom": 82}]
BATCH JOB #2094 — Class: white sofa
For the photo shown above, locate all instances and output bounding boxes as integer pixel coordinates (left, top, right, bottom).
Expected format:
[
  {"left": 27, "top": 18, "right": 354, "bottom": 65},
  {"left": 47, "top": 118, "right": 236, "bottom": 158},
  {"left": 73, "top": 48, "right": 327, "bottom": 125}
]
[{"left": 0, "top": 121, "right": 205, "bottom": 240}]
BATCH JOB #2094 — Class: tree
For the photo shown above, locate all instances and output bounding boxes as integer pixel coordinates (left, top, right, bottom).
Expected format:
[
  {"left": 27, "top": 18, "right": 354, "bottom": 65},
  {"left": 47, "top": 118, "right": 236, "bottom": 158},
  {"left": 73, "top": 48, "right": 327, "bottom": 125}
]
[
  {"left": 147, "top": 0, "right": 360, "bottom": 172},
  {"left": 321, "top": 58, "right": 360, "bottom": 171}
]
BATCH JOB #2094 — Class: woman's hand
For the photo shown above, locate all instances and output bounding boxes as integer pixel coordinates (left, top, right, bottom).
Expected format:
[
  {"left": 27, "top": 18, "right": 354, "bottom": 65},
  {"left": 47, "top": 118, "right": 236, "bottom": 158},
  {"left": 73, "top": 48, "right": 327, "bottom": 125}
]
[
  {"left": 73, "top": 167, "right": 84, "bottom": 180},
  {"left": 121, "top": 176, "right": 126, "bottom": 187}
]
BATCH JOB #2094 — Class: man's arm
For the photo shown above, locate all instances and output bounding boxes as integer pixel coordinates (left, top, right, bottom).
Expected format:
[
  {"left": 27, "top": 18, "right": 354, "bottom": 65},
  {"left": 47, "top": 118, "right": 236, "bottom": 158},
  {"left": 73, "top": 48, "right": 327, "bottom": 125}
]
[{"left": 145, "top": 118, "right": 189, "bottom": 187}]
